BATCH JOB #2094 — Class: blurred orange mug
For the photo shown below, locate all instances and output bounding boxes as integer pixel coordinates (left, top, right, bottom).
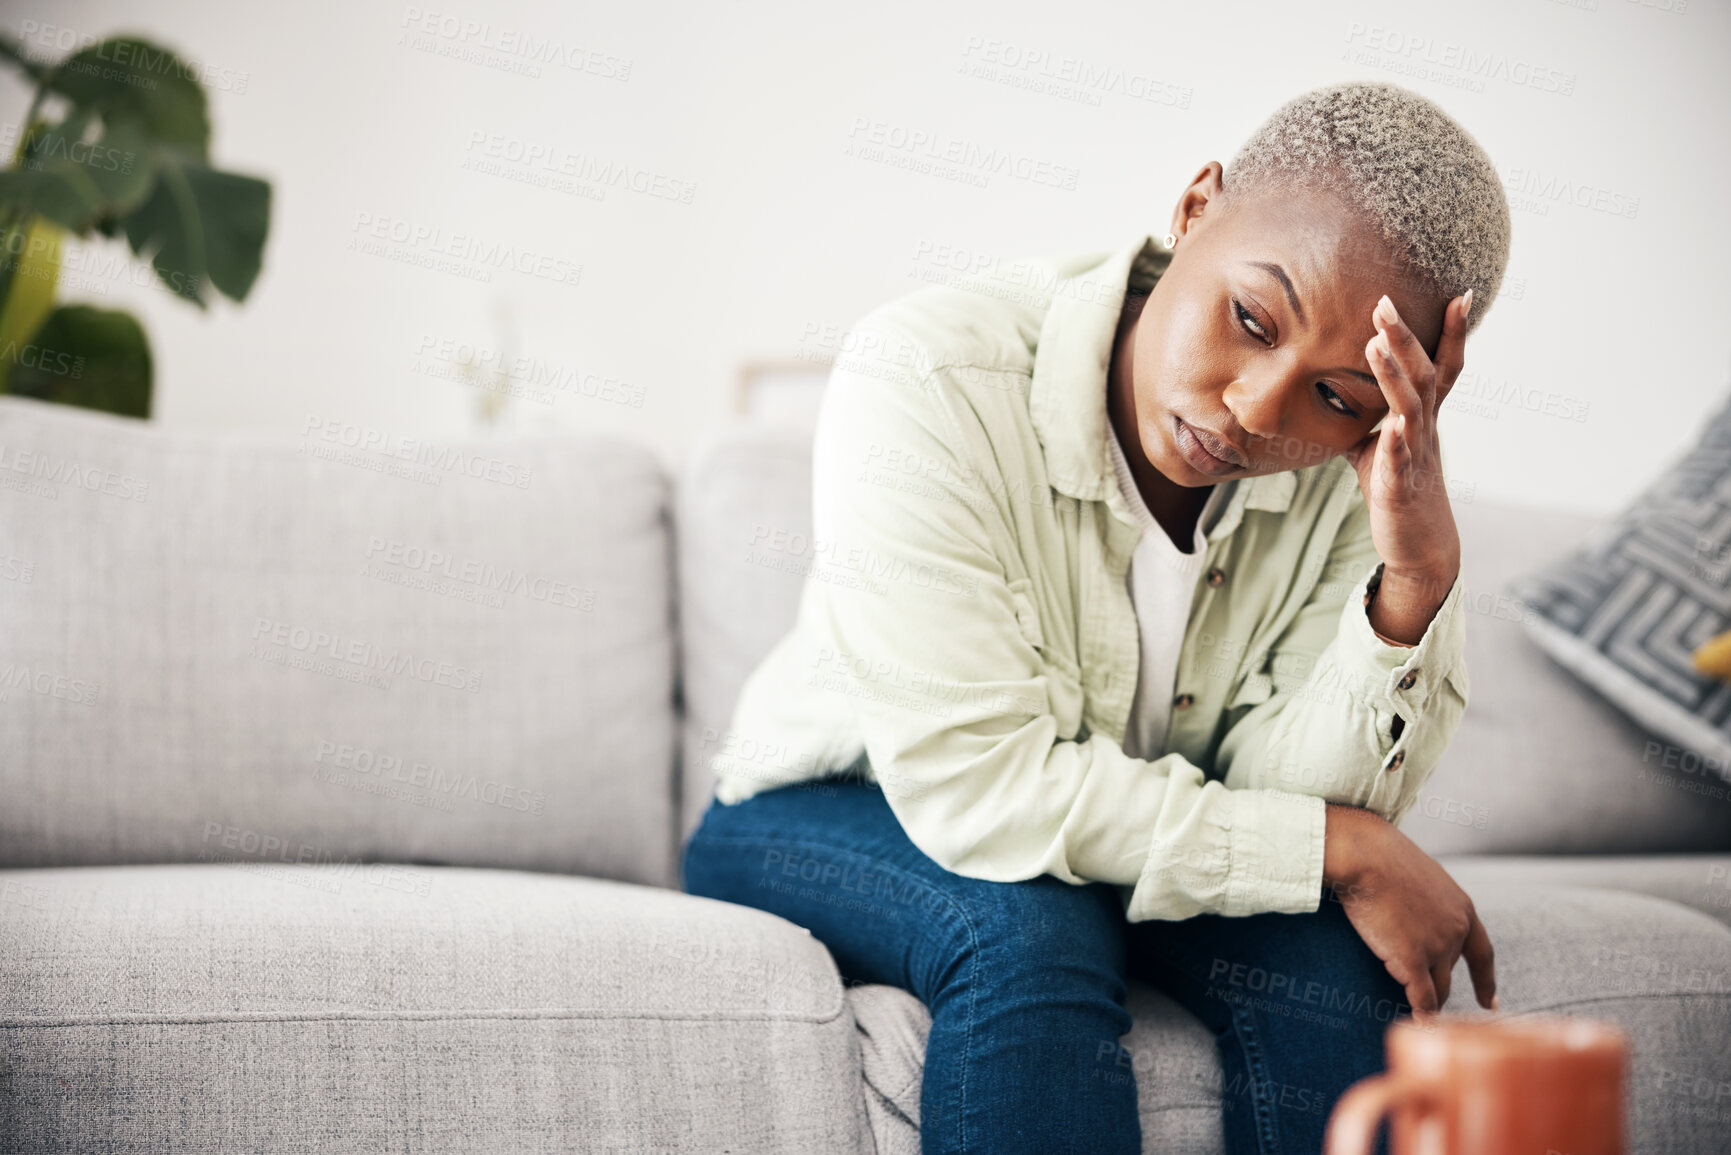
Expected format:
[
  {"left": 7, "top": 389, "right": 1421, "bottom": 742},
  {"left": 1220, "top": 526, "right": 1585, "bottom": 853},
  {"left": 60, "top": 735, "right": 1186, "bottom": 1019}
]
[{"left": 1325, "top": 1014, "right": 1629, "bottom": 1155}]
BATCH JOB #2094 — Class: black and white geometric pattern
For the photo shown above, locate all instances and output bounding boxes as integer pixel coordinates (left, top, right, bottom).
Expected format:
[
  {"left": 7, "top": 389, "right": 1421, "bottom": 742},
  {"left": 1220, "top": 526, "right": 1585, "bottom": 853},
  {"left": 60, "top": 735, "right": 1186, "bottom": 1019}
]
[{"left": 1511, "top": 388, "right": 1731, "bottom": 783}]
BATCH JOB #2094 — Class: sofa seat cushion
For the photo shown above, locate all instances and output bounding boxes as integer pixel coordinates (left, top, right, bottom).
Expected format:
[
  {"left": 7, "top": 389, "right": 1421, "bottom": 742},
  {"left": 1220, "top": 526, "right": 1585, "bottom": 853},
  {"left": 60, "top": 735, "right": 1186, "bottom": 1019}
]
[
  {"left": 0, "top": 865, "right": 868, "bottom": 1154},
  {"left": 846, "top": 981, "right": 930, "bottom": 1155},
  {"left": 833, "top": 884, "right": 1731, "bottom": 1155},
  {"left": 845, "top": 977, "right": 1228, "bottom": 1155}
]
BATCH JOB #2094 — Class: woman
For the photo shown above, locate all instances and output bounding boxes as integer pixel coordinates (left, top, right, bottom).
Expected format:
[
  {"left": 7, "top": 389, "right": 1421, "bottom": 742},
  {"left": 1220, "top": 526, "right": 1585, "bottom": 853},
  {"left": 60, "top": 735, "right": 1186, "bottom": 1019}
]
[{"left": 684, "top": 80, "right": 1508, "bottom": 1154}]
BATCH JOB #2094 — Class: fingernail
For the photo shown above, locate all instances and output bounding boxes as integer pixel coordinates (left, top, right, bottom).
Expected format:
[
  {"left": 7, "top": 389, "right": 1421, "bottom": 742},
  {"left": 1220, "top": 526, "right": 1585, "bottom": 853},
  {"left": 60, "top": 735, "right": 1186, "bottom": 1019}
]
[
  {"left": 1377, "top": 294, "right": 1398, "bottom": 324},
  {"left": 1491, "top": 994, "right": 1502, "bottom": 1012},
  {"left": 1462, "top": 289, "right": 1474, "bottom": 320}
]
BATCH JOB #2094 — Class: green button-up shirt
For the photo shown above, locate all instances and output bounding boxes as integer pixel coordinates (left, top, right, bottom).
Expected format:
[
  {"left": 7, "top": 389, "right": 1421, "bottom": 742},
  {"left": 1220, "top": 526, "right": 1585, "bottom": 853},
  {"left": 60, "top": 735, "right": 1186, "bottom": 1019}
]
[{"left": 711, "top": 233, "right": 1469, "bottom": 922}]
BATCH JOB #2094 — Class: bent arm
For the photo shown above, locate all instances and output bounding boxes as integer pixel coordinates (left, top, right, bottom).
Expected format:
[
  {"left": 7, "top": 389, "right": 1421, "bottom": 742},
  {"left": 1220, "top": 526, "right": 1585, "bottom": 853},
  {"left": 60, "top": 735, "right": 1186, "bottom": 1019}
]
[{"left": 1215, "top": 493, "right": 1470, "bottom": 828}]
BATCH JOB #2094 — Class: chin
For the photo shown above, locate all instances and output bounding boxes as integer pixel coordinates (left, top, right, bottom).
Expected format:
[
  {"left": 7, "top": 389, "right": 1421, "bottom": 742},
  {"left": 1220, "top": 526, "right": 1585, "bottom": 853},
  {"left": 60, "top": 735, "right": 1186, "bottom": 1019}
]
[
  {"left": 1136, "top": 425, "right": 1196, "bottom": 486},
  {"left": 1154, "top": 447, "right": 1214, "bottom": 487}
]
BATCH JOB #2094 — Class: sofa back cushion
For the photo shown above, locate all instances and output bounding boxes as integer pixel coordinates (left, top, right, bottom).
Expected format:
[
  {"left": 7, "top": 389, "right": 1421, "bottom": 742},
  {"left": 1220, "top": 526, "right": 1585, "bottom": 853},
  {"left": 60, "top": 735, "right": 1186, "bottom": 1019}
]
[
  {"left": 0, "top": 398, "right": 678, "bottom": 886},
  {"left": 1405, "top": 497, "right": 1731, "bottom": 855},
  {"left": 677, "top": 423, "right": 1731, "bottom": 856},
  {"left": 675, "top": 425, "right": 816, "bottom": 841},
  {"left": 1506, "top": 386, "right": 1731, "bottom": 783}
]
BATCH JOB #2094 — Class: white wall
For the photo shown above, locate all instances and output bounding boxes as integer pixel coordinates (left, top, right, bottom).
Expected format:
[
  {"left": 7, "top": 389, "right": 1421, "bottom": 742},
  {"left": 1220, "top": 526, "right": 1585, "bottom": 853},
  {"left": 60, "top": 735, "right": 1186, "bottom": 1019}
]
[{"left": 6, "top": 0, "right": 1726, "bottom": 513}]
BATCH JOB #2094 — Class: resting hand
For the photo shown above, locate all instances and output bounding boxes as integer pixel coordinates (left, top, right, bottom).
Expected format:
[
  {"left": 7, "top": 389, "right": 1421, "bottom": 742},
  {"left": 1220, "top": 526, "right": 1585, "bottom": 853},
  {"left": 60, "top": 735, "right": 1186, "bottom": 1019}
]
[{"left": 1322, "top": 802, "right": 1498, "bottom": 1022}]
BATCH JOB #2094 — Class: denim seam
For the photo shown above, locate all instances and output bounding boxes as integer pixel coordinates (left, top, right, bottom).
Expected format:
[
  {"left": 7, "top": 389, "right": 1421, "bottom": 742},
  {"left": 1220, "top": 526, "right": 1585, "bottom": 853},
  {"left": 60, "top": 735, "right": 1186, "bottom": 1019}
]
[
  {"left": 688, "top": 830, "right": 983, "bottom": 1152},
  {"left": 1228, "top": 999, "right": 1283, "bottom": 1155}
]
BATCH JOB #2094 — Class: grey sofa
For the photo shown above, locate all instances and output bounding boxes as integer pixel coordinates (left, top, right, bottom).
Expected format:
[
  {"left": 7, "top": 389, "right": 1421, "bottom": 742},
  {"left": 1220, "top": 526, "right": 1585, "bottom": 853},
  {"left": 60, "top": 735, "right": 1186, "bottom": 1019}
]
[{"left": 1, "top": 396, "right": 1727, "bottom": 1154}]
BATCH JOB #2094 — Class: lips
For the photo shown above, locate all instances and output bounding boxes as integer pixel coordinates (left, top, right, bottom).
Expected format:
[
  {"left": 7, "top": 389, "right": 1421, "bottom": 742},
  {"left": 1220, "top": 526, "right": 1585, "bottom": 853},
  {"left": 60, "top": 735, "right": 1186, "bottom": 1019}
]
[{"left": 1176, "top": 417, "right": 1249, "bottom": 470}]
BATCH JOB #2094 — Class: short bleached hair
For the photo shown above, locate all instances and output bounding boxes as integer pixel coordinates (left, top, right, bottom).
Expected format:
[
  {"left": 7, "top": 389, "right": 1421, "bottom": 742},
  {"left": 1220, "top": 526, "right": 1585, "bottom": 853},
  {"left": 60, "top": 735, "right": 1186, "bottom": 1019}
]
[{"left": 1220, "top": 80, "right": 1512, "bottom": 335}]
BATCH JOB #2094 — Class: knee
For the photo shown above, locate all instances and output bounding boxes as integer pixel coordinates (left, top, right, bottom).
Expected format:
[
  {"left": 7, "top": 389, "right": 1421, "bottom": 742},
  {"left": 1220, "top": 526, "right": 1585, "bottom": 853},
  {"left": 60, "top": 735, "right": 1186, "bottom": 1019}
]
[
  {"left": 1246, "top": 899, "right": 1411, "bottom": 1027},
  {"left": 946, "top": 877, "right": 1129, "bottom": 992},
  {"left": 1309, "top": 897, "right": 1407, "bottom": 989}
]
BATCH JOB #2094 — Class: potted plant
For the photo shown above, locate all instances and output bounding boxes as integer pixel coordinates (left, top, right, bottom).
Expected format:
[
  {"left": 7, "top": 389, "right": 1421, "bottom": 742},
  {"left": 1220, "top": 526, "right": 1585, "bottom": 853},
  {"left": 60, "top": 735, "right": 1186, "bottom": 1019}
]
[{"left": 0, "top": 31, "right": 271, "bottom": 417}]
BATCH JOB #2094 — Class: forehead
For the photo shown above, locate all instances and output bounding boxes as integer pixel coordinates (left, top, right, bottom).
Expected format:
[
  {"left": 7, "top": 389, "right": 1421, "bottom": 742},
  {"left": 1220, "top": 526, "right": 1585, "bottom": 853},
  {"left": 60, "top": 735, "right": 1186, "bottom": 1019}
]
[{"left": 1217, "top": 187, "right": 1428, "bottom": 304}]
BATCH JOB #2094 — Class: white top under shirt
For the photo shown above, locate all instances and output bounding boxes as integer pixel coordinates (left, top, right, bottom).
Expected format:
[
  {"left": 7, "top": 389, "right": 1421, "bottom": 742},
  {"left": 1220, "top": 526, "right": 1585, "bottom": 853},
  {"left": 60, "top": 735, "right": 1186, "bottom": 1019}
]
[{"left": 1104, "top": 421, "right": 1233, "bottom": 761}]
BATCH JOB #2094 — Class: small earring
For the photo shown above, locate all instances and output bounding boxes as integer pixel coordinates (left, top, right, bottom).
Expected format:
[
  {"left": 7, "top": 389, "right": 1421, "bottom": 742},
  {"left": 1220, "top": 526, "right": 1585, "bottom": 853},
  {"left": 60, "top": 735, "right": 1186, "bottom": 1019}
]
[{"left": 1164, "top": 232, "right": 1177, "bottom": 249}]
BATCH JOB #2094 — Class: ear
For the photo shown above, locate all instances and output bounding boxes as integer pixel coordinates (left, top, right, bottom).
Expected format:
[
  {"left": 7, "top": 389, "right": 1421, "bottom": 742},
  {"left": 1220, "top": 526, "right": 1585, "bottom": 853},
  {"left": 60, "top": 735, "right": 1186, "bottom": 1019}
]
[{"left": 1170, "top": 162, "right": 1226, "bottom": 243}]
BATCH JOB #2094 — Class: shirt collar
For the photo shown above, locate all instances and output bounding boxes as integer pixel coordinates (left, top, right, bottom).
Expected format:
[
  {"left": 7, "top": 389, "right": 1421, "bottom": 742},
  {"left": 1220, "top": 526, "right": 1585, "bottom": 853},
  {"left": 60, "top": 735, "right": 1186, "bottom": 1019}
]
[{"left": 1027, "top": 233, "right": 1297, "bottom": 539}]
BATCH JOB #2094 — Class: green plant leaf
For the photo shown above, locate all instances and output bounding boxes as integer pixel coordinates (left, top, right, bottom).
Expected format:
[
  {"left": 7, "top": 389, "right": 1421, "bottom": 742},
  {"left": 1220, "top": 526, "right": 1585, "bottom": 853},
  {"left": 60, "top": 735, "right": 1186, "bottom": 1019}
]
[
  {"left": 121, "top": 160, "right": 202, "bottom": 305},
  {"left": 121, "top": 157, "right": 269, "bottom": 306},
  {"left": 37, "top": 113, "right": 155, "bottom": 218},
  {"left": 182, "top": 162, "right": 268, "bottom": 300},
  {"left": 19, "top": 107, "right": 93, "bottom": 166},
  {"left": 92, "top": 118, "right": 155, "bottom": 213},
  {"left": 1, "top": 114, "right": 155, "bottom": 233},
  {"left": 43, "top": 38, "right": 209, "bottom": 159},
  {"left": 4, "top": 303, "right": 151, "bottom": 417},
  {"left": 0, "top": 166, "right": 102, "bottom": 231}
]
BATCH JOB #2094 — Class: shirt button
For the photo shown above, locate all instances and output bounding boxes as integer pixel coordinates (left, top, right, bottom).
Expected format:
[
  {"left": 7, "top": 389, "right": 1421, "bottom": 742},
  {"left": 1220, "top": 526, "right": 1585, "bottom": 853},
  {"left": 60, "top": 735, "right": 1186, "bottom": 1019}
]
[
  {"left": 1397, "top": 670, "right": 1418, "bottom": 691},
  {"left": 1206, "top": 567, "right": 1226, "bottom": 587},
  {"left": 1173, "top": 692, "right": 1195, "bottom": 709},
  {"left": 1385, "top": 750, "right": 1405, "bottom": 772}
]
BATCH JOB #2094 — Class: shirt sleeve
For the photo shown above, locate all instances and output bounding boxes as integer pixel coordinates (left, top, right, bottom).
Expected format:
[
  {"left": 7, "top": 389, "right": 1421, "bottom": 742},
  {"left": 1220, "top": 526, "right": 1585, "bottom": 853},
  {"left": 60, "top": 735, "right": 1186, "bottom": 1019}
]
[
  {"left": 1214, "top": 486, "right": 1471, "bottom": 829},
  {"left": 808, "top": 343, "right": 1329, "bottom": 924}
]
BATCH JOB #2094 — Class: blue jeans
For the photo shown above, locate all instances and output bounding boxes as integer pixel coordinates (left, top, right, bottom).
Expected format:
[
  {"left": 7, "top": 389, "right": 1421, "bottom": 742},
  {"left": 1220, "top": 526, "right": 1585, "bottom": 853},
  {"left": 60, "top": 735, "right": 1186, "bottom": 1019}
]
[{"left": 680, "top": 771, "right": 1406, "bottom": 1155}]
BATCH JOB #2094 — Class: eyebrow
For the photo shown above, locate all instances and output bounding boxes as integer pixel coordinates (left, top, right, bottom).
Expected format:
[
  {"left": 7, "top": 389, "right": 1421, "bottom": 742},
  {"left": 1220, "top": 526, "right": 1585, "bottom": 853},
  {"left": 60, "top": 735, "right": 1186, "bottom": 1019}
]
[
  {"left": 1244, "top": 261, "right": 1305, "bottom": 324},
  {"left": 1242, "top": 260, "right": 1381, "bottom": 389}
]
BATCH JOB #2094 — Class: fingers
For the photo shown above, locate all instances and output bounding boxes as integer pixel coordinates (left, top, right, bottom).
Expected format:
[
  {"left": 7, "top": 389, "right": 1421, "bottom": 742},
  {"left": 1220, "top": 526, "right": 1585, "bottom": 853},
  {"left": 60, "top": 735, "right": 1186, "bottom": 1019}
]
[
  {"left": 1432, "top": 957, "right": 1454, "bottom": 1011},
  {"left": 1432, "top": 291, "right": 1473, "bottom": 404},
  {"left": 1462, "top": 906, "right": 1498, "bottom": 1011},
  {"left": 1384, "top": 415, "right": 1413, "bottom": 488},
  {"left": 1366, "top": 327, "right": 1427, "bottom": 433},
  {"left": 1404, "top": 969, "right": 1440, "bottom": 1025},
  {"left": 1373, "top": 293, "right": 1427, "bottom": 360},
  {"left": 1353, "top": 411, "right": 1412, "bottom": 499},
  {"left": 1371, "top": 295, "right": 1436, "bottom": 412}
]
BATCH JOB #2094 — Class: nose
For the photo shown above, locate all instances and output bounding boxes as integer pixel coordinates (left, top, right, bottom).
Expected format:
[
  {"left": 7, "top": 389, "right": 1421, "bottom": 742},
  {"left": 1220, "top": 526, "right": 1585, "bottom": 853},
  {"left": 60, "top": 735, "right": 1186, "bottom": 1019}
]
[{"left": 1220, "top": 375, "right": 1285, "bottom": 442}]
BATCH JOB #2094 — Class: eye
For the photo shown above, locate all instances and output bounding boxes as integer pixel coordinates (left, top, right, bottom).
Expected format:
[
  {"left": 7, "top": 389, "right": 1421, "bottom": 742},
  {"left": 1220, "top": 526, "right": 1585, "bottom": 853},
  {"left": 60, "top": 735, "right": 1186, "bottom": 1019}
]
[
  {"left": 1317, "top": 382, "right": 1360, "bottom": 419},
  {"left": 1234, "top": 296, "right": 1359, "bottom": 419},
  {"left": 1232, "top": 298, "right": 1269, "bottom": 342}
]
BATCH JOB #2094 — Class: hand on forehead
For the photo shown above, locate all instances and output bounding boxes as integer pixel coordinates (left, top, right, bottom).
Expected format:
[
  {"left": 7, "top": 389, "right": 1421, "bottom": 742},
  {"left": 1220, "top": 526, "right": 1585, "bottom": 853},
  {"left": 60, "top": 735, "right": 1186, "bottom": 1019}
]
[{"left": 1203, "top": 185, "right": 1451, "bottom": 359}]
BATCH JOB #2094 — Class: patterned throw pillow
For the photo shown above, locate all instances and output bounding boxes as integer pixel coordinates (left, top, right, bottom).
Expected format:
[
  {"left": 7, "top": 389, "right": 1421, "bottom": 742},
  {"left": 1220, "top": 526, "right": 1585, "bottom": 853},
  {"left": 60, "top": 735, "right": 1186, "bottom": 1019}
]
[{"left": 1510, "top": 389, "right": 1731, "bottom": 785}]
